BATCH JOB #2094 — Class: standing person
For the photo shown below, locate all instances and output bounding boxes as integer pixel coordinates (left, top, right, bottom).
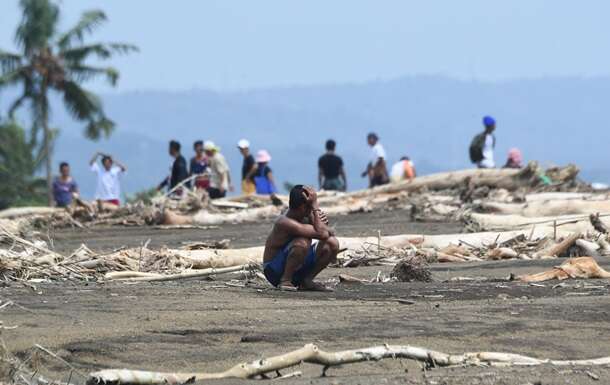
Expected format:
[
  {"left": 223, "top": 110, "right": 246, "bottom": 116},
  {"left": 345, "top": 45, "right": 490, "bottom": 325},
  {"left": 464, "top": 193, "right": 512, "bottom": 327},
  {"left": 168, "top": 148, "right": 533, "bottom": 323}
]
[
  {"left": 89, "top": 152, "right": 127, "bottom": 206},
  {"left": 263, "top": 185, "right": 339, "bottom": 291},
  {"left": 158, "top": 140, "right": 189, "bottom": 194},
  {"left": 237, "top": 139, "right": 256, "bottom": 195},
  {"left": 361, "top": 132, "right": 389, "bottom": 188},
  {"left": 190, "top": 140, "right": 209, "bottom": 190},
  {"left": 390, "top": 156, "right": 416, "bottom": 183},
  {"left": 253, "top": 150, "right": 277, "bottom": 195},
  {"left": 318, "top": 139, "right": 347, "bottom": 191},
  {"left": 469, "top": 116, "right": 496, "bottom": 168},
  {"left": 52, "top": 162, "right": 79, "bottom": 207},
  {"left": 204, "top": 141, "right": 233, "bottom": 199}
]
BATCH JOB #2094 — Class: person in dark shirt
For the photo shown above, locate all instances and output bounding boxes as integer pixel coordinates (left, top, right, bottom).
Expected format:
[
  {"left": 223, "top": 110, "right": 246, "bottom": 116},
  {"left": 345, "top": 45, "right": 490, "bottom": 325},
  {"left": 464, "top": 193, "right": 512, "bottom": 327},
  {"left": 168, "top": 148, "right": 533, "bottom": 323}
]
[
  {"left": 158, "top": 140, "right": 189, "bottom": 194},
  {"left": 53, "top": 162, "right": 79, "bottom": 207},
  {"left": 318, "top": 139, "right": 347, "bottom": 191},
  {"left": 237, "top": 139, "right": 256, "bottom": 195},
  {"left": 190, "top": 140, "right": 209, "bottom": 190}
]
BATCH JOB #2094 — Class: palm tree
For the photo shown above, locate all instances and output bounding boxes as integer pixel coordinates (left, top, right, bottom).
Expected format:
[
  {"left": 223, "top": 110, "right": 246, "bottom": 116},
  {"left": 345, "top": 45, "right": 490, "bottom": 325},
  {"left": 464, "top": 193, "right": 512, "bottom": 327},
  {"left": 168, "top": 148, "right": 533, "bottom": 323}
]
[{"left": 0, "top": 0, "right": 137, "bottom": 205}]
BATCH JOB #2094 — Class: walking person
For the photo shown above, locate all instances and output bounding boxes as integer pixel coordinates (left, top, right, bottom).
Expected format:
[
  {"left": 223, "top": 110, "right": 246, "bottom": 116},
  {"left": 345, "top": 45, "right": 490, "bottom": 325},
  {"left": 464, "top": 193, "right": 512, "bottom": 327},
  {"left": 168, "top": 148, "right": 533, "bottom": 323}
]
[
  {"left": 52, "top": 162, "right": 79, "bottom": 207},
  {"left": 469, "top": 116, "right": 496, "bottom": 168},
  {"left": 158, "top": 140, "right": 189, "bottom": 194},
  {"left": 253, "top": 150, "right": 277, "bottom": 195},
  {"left": 237, "top": 139, "right": 256, "bottom": 195},
  {"left": 361, "top": 132, "right": 389, "bottom": 188},
  {"left": 190, "top": 140, "right": 209, "bottom": 190},
  {"left": 89, "top": 152, "right": 127, "bottom": 206},
  {"left": 204, "top": 141, "right": 232, "bottom": 199},
  {"left": 318, "top": 139, "right": 347, "bottom": 191}
]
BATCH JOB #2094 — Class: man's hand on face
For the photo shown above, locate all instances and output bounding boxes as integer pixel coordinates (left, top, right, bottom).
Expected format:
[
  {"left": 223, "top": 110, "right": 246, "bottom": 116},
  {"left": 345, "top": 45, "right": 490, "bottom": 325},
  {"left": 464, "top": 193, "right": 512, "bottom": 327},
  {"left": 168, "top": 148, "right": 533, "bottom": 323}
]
[
  {"left": 301, "top": 186, "right": 318, "bottom": 207},
  {"left": 319, "top": 210, "right": 329, "bottom": 225}
]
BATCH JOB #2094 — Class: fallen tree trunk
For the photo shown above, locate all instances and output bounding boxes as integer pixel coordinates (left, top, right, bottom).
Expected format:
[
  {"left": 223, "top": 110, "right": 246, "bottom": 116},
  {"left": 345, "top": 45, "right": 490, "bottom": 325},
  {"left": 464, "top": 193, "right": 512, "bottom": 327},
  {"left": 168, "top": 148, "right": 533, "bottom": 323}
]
[
  {"left": 519, "top": 257, "right": 610, "bottom": 282},
  {"left": 479, "top": 200, "right": 610, "bottom": 218},
  {"left": 348, "top": 161, "right": 565, "bottom": 198},
  {"left": 88, "top": 342, "right": 610, "bottom": 385},
  {"left": 105, "top": 265, "right": 252, "bottom": 282},
  {"left": 464, "top": 212, "right": 610, "bottom": 233},
  {"left": 162, "top": 205, "right": 282, "bottom": 226},
  {"left": 0, "top": 207, "right": 62, "bottom": 219}
]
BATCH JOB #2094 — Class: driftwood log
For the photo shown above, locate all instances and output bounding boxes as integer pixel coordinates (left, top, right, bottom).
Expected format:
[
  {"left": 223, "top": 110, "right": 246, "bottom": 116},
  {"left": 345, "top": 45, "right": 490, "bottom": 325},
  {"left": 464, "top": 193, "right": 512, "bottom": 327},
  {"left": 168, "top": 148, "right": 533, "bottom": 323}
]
[
  {"left": 519, "top": 257, "right": 610, "bottom": 282},
  {"left": 88, "top": 342, "right": 610, "bottom": 385}
]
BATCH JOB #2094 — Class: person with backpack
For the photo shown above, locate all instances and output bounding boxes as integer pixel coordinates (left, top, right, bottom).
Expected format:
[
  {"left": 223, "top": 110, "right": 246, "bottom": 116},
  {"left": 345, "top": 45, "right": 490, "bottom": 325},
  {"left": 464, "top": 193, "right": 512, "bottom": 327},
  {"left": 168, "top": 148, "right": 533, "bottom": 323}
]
[
  {"left": 469, "top": 116, "right": 496, "bottom": 168},
  {"left": 253, "top": 150, "right": 277, "bottom": 195}
]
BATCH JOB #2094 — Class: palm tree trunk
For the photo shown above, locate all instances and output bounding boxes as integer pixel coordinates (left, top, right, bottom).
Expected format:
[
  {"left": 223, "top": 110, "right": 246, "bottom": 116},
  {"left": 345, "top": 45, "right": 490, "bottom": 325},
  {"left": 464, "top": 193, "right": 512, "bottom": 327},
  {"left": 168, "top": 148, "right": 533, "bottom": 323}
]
[{"left": 40, "top": 89, "right": 53, "bottom": 206}]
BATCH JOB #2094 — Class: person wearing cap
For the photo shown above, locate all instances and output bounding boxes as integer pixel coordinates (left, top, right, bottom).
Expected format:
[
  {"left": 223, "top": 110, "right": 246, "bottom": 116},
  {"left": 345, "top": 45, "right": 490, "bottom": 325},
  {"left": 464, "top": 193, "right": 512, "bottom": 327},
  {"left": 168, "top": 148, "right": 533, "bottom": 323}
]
[
  {"left": 237, "top": 139, "right": 256, "bottom": 195},
  {"left": 204, "top": 141, "right": 232, "bottom": 199},
  {"left": 470, "top": 116, "right": 497, "bottom": 168},
  {"left": 253, "top": 149, "right": 277, "bottom": 195},
  {"left": 361, "top": 132, "right": 389, "bottom": 188}
]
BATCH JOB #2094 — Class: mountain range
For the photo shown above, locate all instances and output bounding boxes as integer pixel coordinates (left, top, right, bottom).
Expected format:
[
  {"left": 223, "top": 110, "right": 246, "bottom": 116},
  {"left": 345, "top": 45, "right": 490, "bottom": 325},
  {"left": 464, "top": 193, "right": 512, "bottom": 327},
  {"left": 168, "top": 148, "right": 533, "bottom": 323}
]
[{"left": 4, "top": 75, "right": 610, "bottom": 198}]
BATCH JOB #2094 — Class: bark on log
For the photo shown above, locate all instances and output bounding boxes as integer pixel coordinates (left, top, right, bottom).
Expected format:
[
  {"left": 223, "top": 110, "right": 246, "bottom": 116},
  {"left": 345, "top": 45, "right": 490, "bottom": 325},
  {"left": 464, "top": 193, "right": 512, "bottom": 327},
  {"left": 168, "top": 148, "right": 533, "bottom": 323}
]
[
  {"left": 479, "top": 200, "right": 610, "bottom": 218},
  {"left": 0, "top": 207, "right": 62, "bottom": 219},
  {"left": 519, "top": 257, "right": 610, "bottom": 282},
  {"left": 534, "top": 233, "right": 581, "bottom": 259},
  {"left": 88, "top": 343, "right": 610, "bottom": 385}
]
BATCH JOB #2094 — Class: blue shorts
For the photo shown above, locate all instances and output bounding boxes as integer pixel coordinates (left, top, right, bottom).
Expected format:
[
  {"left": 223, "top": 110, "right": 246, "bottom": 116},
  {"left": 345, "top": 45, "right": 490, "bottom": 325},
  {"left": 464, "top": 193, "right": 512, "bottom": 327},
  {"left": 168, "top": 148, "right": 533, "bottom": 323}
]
[{"left": 263, "top": 240, "right": 318, "bottom": 287}]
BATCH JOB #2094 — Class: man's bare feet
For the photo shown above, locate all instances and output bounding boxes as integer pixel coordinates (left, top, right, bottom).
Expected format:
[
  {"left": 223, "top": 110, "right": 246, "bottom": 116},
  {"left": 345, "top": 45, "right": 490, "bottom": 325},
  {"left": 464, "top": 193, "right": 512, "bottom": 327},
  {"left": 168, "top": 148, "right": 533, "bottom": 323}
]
[{"left": 298, "top": 280, "right": 334, "bottom": 292}]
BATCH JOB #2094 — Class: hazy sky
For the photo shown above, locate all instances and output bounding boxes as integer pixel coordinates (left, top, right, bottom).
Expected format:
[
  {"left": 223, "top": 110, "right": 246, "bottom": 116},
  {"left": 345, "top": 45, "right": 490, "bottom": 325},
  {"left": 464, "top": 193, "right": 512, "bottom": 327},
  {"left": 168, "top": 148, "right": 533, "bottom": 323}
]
[{"left": 1, "top": 0, "right": 609, "bottom": 91}]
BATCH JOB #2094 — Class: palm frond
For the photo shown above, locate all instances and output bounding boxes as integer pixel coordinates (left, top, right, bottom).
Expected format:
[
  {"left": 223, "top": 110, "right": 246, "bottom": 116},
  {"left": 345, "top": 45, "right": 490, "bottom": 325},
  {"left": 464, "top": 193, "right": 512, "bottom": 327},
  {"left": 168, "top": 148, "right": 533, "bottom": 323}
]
[
  {"left": 0, "top": 50, "right": 23, "bottom": 73},
  {"left": 15, "top": 0, "right": 59, "bottom": 55},
  {"left": 60, "top": 42, "right": 138, "bottom": 63},
  {"left": 57, "top": 10, "right": 107, "bottom": 49},
  {"left": 85, "top": 117, "right": 114, "bottom": 140},
  {"left": 61, "top": 80, "right": 102, "bottom": 121},
  {"left": 66, "top": 65, "right": 118, "bottom": 86},
  {"left": 0, "top": 66, "right": 29, "bottom": 88}
]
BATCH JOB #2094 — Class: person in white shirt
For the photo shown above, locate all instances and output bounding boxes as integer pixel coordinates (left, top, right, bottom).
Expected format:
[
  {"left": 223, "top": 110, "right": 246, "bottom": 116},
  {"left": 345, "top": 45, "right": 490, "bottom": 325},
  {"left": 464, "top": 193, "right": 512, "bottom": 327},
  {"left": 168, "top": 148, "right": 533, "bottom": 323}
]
[
  {"left": 361, "top": 132, "right": 389, "bottom": 187},
  {"left": 204, "top": 141, "right": 233, "bottom": 199},
  {"left": 89, "top": 152, "right": 127, "bottom": 206},
  {"left": 479, "top": 116, "right": 496, "bottom": 168}
]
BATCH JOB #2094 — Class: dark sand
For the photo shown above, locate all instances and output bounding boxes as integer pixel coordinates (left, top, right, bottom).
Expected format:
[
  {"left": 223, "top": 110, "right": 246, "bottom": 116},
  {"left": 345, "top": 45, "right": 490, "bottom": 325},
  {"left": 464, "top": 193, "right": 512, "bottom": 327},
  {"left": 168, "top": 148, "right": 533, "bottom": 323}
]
[{"left": 2, "top": 210, "right": 610, "bottom": 384}]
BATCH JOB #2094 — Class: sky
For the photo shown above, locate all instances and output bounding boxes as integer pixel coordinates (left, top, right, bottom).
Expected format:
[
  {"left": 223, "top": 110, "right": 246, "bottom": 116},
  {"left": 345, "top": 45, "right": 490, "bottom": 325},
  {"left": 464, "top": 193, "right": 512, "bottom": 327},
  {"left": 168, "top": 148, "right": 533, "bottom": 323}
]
[{"left": 1, "top": 0, "right": 610, "bottom": 92}]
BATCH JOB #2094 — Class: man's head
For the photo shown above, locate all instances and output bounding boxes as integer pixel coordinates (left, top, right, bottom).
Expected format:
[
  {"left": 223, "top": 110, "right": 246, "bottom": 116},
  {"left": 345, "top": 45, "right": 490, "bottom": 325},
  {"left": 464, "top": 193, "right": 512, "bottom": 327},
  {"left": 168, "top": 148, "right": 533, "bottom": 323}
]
[
  {"left": 237, "top": 139, "right": 250, "bottom": 156},
  {"left": 367, "top": 132, "right": 378, "bottom": 146},
  {"left": 169, "top": 140, "right": 181, "bottom": 157},
  {"left": 203, "top": 141, "right": 217, "bottom": 157},
  {"left": 289, "top": 184, "right": 314, "bottom": 217},
  {"left": 194, "top": 140, "right": 204, "bottom": 154},
  {"left": 101, "top": 155, "right": 113, "bottom": 170},
  {"left": 483, "top": 116, "right": 496, "bottom": 133},
  {"left": 325, "top": 139, "right": 336, "bottom": 152},
  {"left": 59, "top": 162, "right": 70, "bottom": 177}
]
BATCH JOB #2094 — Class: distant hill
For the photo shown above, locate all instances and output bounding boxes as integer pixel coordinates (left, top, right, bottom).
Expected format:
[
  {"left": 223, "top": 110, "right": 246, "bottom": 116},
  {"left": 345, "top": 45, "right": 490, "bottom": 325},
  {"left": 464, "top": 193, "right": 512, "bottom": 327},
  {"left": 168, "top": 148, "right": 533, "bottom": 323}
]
[{"left": 5, "top": 76, "right": 610, "bottom": 198}]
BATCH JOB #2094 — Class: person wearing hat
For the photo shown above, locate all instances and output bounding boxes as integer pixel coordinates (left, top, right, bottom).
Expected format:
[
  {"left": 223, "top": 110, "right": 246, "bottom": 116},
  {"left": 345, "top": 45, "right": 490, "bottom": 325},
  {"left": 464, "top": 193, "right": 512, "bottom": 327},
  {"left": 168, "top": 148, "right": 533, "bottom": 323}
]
[
  {"left": 204, "top": 141, "right": 232, "bottom": 199},
  {"left": 237, "top": 139, "right": 256, "bottom": 195},
  {"left": 253, "top": 149, "right": 277, "bottom": 195},
  {"left": 469, "top": 116, "right": 497, "bottom": 168}
]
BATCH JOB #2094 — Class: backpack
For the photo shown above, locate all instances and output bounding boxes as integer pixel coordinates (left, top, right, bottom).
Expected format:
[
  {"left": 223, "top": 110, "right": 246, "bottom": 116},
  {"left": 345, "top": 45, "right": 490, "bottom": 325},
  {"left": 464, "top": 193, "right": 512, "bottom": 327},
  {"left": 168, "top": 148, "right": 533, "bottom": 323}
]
[{"left": 469, "top": 133, "right": 486, "bottom": 163}]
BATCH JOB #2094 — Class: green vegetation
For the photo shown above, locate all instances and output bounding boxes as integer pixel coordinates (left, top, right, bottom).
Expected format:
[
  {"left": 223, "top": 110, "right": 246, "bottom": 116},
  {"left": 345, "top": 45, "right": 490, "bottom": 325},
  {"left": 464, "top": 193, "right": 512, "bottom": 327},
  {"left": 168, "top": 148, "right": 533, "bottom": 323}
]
[
  {"left": 126, "top": 187, "right": 159, "bottom": 205},
  {"left": 0, "top": 0, "right": 137, "bottom": 206},
  {"left": 0, "top": 120, "right": 46, "bottom": 209}
]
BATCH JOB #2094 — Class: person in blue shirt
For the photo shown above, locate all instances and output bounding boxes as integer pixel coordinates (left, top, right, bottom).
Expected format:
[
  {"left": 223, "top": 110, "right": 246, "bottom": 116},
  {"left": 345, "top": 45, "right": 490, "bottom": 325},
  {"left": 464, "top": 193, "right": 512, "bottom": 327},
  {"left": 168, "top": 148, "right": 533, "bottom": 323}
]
[{"left": 52, "top": 162, "right": 79, "bottom": 207}]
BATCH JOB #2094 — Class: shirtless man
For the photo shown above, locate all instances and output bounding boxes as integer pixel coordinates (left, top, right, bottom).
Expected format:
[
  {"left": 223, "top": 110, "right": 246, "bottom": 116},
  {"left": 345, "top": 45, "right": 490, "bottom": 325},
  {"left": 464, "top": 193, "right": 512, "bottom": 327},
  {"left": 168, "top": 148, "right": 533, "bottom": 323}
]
[{"left": 263, "top": 185, "right": 340, "bottom": 291}]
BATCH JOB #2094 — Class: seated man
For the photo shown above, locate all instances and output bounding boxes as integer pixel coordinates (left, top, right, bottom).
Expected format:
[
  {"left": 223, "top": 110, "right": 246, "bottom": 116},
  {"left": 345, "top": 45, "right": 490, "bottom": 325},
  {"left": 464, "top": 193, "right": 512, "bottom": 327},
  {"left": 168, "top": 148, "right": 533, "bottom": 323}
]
[{"left": 263, "top": 185, "right": 339, "bottom": 291}]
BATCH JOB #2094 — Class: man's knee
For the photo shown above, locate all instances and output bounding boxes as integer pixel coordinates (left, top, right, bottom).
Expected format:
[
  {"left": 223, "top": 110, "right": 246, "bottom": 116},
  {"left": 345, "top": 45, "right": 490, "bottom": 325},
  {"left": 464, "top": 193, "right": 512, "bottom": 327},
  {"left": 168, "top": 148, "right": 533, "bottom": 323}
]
[
  {"left": 326, "top": 236, "right": 340, "bottom": 254},
  {"left": 289, "top": 238, "right": 312, "bottom": 257}
]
